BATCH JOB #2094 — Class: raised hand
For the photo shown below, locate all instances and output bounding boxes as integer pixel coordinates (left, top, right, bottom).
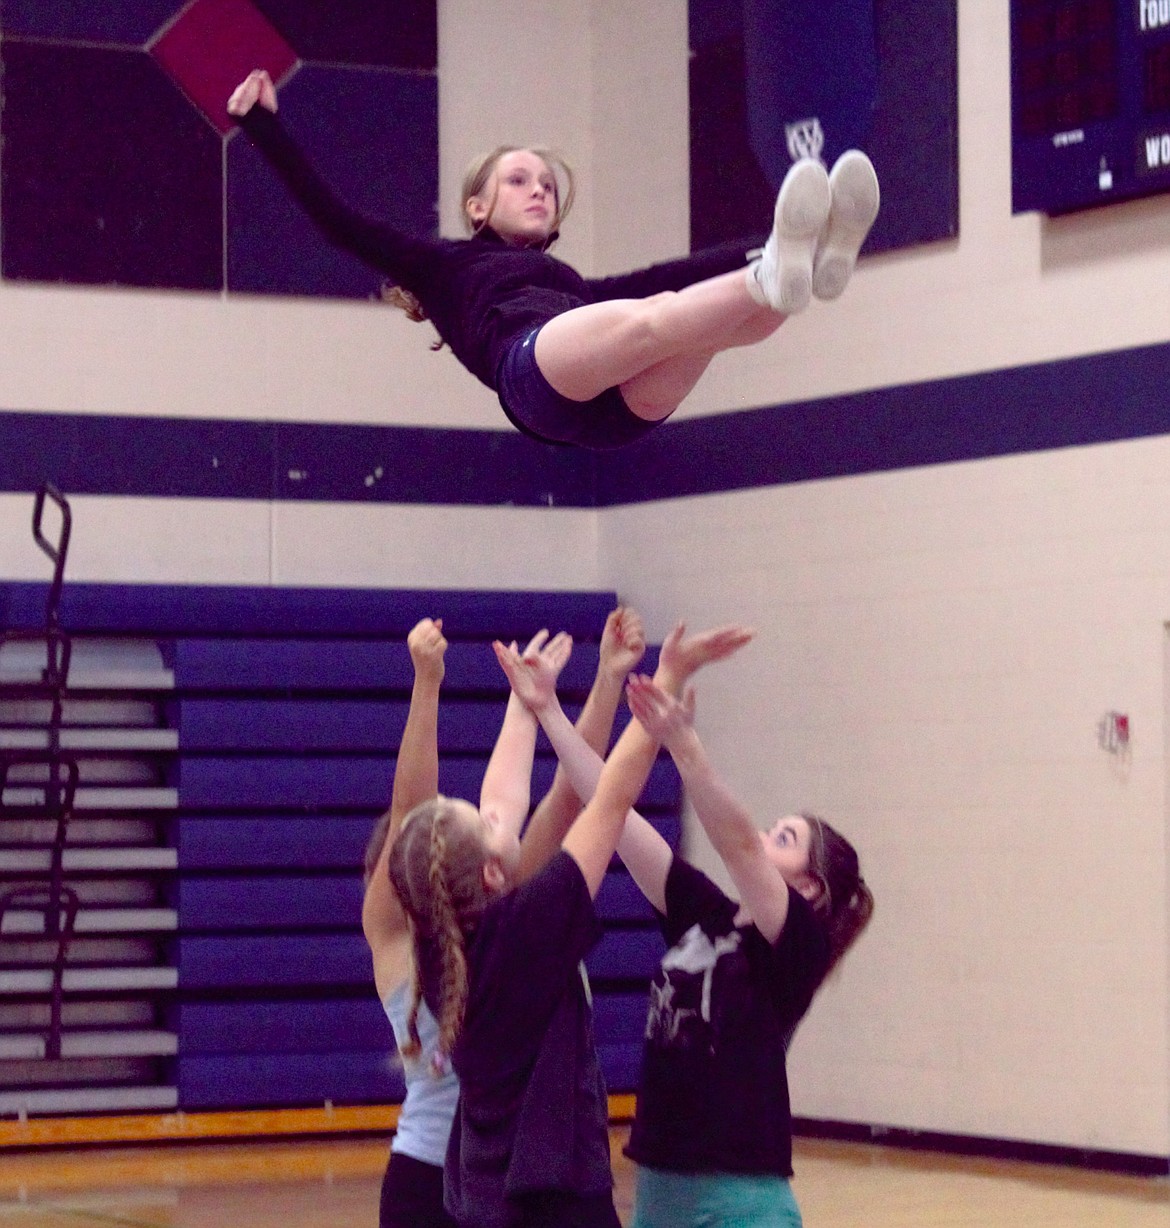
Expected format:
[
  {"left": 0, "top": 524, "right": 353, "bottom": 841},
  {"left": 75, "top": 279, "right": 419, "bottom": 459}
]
[
  {"left": 598, "top": 606, "right": 646, "bottom": 683},
  {"left": 227, "top": 68, "right": 278, "bottom": 117},
  {"left": 626, "top": 674, "right": 696, "bottom": 751},
  {"left": 407, "top": 617, "right": 446, "bottom": 685},
  {"left": 493, "top": 630, "right": 572, "bottom": 713},
  {"left": 656, "top": 622, "right": 754, "bottom": 690}
]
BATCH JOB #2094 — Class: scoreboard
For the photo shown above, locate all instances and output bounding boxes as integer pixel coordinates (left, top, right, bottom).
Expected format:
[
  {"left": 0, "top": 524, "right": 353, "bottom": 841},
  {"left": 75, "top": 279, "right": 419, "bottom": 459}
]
[{"left": 1012, "top": 0, "right": 1170, "bottom": 213}]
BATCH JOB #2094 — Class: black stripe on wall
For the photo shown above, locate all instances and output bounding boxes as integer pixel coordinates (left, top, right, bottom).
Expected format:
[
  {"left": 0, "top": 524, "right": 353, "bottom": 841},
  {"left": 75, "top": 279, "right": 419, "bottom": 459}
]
[{"left": 3, "top": 341, "right": 1170, "bottom": 508}]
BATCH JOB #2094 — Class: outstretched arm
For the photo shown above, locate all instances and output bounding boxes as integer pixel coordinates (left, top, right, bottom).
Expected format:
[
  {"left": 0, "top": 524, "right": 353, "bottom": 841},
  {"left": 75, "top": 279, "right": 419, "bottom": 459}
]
[
  {"left": 497, "top": 620, "right": 753, "bottom": 906},
  {"left": 626, "top": 674, "right": 792, "bottom": 944},
  {"left": 513, "top": 607, "right": 645, "bottom": 883},
  {"left": 226, "top": 70, "right": 437, "bottom": 283},
  {"left": 559, "top": 685, "right": 663, "bottom": 899},
  {"left": 362, "top": 617, "right": 446, "bottom": 983},
  {"left": 586, "top": 239, "right": 763, "bottom": 301},
  {"left": 479, "top": 630, "right": 571, "bottom": 841}
]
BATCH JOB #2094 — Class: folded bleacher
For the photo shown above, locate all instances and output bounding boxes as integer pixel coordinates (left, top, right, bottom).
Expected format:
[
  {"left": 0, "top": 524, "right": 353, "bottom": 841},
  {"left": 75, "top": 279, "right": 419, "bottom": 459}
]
[{"left": 1, "top": 516, "right": 676, "bottom": 1120}]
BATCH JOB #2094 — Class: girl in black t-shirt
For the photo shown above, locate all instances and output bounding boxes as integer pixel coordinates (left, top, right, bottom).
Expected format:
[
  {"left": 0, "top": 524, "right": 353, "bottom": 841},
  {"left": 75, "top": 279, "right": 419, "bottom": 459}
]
[
  {"left": 517, "top": 625, "right": 874, "bottom": 1228},
  {"left": 227, "top": 69, "right": 879, "bottom": 450}
]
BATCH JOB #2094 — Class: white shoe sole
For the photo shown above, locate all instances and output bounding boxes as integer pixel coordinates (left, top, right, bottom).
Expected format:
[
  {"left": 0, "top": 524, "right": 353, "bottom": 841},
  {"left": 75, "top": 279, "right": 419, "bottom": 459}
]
[
  {"left": 813, "top": 150, "right": 880, "bottom": 301},
  {"left": 767, "top": 158, "right": 831, "bottom": 314}
]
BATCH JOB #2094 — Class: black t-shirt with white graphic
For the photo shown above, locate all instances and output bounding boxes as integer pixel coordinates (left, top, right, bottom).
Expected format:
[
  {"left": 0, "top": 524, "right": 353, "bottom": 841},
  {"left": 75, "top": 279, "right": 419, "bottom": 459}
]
[{"left": 625, "top": 856, "right": 830, "bottom": 1177}]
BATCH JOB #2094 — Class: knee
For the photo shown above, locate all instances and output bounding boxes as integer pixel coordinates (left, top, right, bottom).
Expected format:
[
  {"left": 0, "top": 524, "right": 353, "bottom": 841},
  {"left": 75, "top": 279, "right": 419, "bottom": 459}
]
[
  {"left": 627, "top": 291, "right": 678, "bottom": 344},
  {"left": 618, "top": 383, "right": 674, "bottom": 422}
]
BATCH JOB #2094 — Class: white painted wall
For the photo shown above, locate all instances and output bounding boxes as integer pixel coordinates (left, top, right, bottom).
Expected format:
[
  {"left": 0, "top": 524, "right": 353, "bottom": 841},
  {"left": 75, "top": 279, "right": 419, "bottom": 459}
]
[{"left": 1, "top": 0, "right": 1169, "bottom": 1157}]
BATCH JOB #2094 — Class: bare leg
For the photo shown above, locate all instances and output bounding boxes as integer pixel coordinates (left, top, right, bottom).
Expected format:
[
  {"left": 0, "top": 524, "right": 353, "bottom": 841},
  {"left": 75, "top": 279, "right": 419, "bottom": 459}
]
[
  {"left": 533, "top": 270, "right": 779, "bottom": 417},
  {"left": 620, "top": 312, "right": 785, "bottom": 418}
]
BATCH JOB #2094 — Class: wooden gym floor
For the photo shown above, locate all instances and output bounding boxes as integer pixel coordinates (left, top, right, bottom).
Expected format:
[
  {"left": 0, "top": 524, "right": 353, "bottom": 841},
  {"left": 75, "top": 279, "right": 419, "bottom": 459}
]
[{"left": 0, "top": 1127, "right": 1167, "bottom": 1228}]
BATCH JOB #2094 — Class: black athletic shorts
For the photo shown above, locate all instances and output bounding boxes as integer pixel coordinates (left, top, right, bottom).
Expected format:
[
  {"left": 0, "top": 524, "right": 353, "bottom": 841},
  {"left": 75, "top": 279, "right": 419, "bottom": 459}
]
[
  {"left": 379, "top": 1151, "right": 457, "bottom": 1228},
  {"left": 496, "top": 327, "right": 658, "bottom": 451}
]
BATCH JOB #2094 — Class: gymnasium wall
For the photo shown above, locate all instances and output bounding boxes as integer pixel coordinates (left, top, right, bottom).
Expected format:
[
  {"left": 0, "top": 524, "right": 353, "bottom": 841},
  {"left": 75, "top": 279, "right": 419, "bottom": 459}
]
[{"left": 2, "top": 0, "right": 1170, "bottom": 1162}]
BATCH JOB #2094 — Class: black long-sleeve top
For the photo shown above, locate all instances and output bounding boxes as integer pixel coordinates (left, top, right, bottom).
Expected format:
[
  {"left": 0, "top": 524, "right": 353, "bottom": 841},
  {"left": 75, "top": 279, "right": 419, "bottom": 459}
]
[{"left": 236, "top": 108, "right": 758, "bottom": 393}]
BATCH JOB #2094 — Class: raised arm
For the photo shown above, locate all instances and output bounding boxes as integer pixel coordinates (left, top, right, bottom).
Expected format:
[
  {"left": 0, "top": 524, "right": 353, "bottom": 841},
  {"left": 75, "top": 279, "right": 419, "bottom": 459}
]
[
  {"left": 479, "top": 630, "right": 571, "bottom": 841},
  {"left": 626, "top": 674, "right": 793, "bottom": 944},
  {"left": 497, "top": 620, "right": 754, "bottom": 907},
  {"left": 362, "top": 617, "right": 446, "bottom": 988},
  {"left": 512, "top": 607, "right": 645, "bottom": 883},
  {"left": 559, "top": 686, "right": 663, "bottom": 899},
  {"left": 389, "top": 618, "right": 447, "bottom": 829},
  {"left": 226, "top": 69, "right": 437, "bottom": 283}
]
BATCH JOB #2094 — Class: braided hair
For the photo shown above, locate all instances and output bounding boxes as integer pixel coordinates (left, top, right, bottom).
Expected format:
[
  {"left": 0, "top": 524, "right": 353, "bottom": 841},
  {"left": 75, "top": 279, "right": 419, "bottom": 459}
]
[{"left": 387, "top": 796, "right": 494, "bottom": 1069}]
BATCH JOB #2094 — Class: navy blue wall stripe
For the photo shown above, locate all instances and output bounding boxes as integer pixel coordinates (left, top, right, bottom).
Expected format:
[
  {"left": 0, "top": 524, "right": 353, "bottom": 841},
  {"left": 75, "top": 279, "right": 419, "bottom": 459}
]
[
  {"left": 3, "top": 342, "right": 1170, "bottom": 508},
  {"left": 598, "top": 340, "right": 1170, "bottom": 504}
]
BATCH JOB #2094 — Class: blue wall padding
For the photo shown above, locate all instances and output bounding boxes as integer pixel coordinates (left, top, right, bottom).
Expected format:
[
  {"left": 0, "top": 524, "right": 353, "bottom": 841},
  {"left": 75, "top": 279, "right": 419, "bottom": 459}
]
[
  {"left": 173, "top": 638, "right": 611, "bottom": 693},
  {"left": 176, "top": 1052, "right": 405, "bottom": 1109},
  {"left": 177, "top": 697, "right": 600, "bottom": 752},
  {"left": 177, "top": 876, "right": 364, "bottom": 930},
  {"left": 175, "top": 1046, "right": 647, "bottom": 1105},
  {"left": 592, "top": 993, "right": 653, "bottom": 1043},
  {"left": 179, "top": 928, "right": 667, "bottom": 989},
  {"left": 176, "top": 812, "right": 681, "bottom": 871},
  {"left": 595, "top": 873, "right": 659, "bottom": 922},
  {"left": 178, "top": 872, "right": 662, "bottom": 935},
  {"left": 597, "top": 1042, "right": 644, "bottom": 1093},
  {"left": 176, "top": 815, "right": 376, "bottom": 869},
  {"left": 585, "top": 930, "right": 668, "bottom": 981},
  {"left": 178, "top": 698, "right": 521, "bottom": 752},
  {"left": 177, "top": 935, "right": 371, "bottom": 988},
  {"left": 0, "top": 583, "right": 618, "bottom": 638},
  {"left": 177, "top": 755, "right": 682, "bottom": 811},
  {"left": 176, "top": 999, "right": 390, "bottom": 1054}
]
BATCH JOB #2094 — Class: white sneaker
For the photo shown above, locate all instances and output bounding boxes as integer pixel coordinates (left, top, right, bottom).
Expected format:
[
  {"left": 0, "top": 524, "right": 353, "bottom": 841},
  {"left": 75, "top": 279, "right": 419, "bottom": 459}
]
[
  {"left": 812, "top": 150, "right": 880, "bottom": 301},
  {"left": 749, "top": 157, "right": 831, "bottom": 315}
]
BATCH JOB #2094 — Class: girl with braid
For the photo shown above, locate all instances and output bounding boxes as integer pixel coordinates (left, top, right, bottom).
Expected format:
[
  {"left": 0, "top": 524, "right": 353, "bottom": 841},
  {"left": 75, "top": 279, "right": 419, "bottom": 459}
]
[
  {"left": 227, "top": 69, "right": 879, "bottom": 451},
  {"left": 499, "top": 624, "right": 874, "bottom": 1228},
  {"left": 363, "top": 609, "right": 646, "bottom": 1227},
  {"left": 388, "top": 620, "right": 736, "bottom": 1228}
]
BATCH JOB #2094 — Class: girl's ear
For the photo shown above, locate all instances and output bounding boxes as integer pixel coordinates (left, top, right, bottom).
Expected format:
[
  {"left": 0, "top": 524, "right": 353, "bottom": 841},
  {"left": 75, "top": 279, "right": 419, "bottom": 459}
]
[
  {"left": 482, "top": 857, "right": 506, "bottom": 894},
  {"left": 794, "top": 871, "right": 823, "bottom": 904},
  {"left": 466, "top": 195, "right": 489, "bottom": 225}
]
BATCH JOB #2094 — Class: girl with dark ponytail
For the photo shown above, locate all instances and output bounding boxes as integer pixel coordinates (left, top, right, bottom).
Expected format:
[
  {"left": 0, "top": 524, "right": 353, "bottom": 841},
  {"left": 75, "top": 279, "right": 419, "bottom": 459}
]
[{"left": 502, "top": 625, "right": 873, "bottom": 1228}]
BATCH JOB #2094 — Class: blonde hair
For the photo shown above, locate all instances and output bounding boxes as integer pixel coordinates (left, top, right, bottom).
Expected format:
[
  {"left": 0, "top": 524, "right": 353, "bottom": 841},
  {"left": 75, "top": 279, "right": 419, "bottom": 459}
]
[
  {"left": 386, "top": 796, "right": 493, "bottom": 1066},
  {"left": 383, "top": 145, "right": 576, "bottom": 335}
]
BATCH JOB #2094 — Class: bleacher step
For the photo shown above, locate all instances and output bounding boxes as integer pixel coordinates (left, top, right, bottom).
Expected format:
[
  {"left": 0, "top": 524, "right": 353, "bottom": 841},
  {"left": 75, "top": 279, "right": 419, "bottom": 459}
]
[
  {"left": 0, "top": 967, "right": 179, "bottom": 993},
  {"left": 0, "top": 1085, "right": 179, "bottom": 1115},
  {"left": 1, "top": 848, "right": 178, "bottom": 873},
  {"left": 0, "top": 1029, "right": 178, "bottom": 1059},
  {"left": 1, "top": 908, "right": 177, "bottom": 934},
  {"left": 0, "top": 729, "right": 178, "bottom": 752}
]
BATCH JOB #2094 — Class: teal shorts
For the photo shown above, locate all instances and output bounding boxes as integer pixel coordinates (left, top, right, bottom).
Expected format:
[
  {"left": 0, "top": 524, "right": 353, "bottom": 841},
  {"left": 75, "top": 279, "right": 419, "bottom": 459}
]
[{"left": 630, "top": 1166, "right": 802, "bottom": 1228}]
